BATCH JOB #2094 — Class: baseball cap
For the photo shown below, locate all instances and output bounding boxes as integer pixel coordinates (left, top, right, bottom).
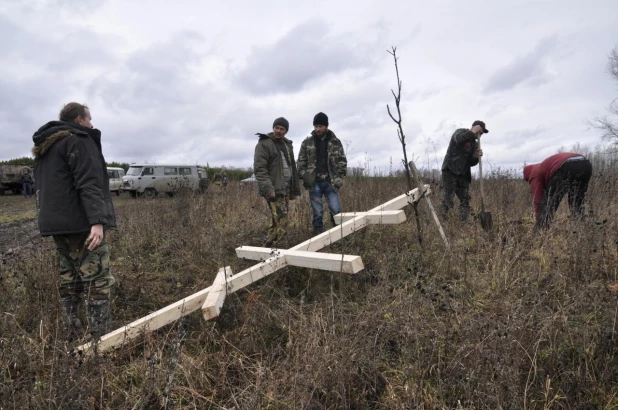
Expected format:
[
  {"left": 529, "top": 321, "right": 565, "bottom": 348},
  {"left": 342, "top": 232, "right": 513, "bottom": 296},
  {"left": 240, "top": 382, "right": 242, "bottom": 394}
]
[{"left": 472, "top": 120, "right": 489, "bottom": 134}]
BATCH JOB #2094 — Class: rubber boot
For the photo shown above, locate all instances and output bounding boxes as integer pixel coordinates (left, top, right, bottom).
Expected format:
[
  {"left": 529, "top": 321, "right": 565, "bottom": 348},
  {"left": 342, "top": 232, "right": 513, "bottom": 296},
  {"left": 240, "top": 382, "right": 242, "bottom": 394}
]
[
  {"left": 60, "top": 297, "right": 83, "bottom": 341},
  {"left": 86, "top": 299, "right": 111, "bottom": 340},
  {"left": 312, "top": 226, "right": 323, "bottom": 236}
]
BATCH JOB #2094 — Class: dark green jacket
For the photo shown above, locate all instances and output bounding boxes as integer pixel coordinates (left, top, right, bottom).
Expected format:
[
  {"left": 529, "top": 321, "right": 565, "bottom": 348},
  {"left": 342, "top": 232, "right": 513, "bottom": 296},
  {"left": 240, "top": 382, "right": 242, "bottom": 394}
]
[
  {"left": 253, "top": 133, "right": 300, "bottom": 199},
  {"left": 32, "top": 121, "right": 116, "bottom": 236},
  {"left": 441, "top": 128, "right": 479, "bottom": 182},
  {"left": 20, "top": 173, "right": 33, "bottom": 184},
  {"left": 297, "top": 130, "right": 347, "bottom": 191}
]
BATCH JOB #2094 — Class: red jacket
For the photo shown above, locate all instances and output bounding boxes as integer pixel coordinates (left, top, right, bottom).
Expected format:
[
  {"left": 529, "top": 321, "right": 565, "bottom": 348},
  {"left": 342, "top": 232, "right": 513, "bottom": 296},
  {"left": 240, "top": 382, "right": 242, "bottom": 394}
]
[{"left": 523, "top": 152, "right": 582, "bottom": 220}]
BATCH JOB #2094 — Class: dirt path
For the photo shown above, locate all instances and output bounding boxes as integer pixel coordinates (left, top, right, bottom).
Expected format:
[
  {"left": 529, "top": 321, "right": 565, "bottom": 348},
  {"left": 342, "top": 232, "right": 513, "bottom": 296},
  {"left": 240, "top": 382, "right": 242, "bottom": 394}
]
[{"left": 0, "top": 219, "right": 40, "bottom": 255}]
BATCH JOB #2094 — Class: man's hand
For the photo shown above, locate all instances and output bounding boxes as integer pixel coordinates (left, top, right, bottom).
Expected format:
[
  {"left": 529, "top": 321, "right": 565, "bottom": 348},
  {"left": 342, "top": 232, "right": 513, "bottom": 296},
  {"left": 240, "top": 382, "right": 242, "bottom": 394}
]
[
  {"left": 86, "top": 224, "right": 104, "bottom": 251},
  {"left": 268, "top": 191, "right": 276, "bottom": 199},
  {"left": 332, "top": 177, "right": 344, "bottom": 190},
  {"left": 476, "top": 149, "right": 483, "bottom": 157}
]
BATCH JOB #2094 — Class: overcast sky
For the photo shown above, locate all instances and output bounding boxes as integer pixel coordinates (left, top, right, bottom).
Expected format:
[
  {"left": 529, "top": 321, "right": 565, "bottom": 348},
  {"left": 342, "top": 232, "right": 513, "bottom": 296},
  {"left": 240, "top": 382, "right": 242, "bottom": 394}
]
[{"left": 1, "top": 0, "right": 617, "bottom": 175}]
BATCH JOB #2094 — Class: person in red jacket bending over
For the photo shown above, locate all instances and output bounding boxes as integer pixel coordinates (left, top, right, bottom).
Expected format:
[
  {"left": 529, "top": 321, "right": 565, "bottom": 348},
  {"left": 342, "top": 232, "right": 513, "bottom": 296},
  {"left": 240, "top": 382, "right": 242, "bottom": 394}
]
[{"left": 523, "top": 152, "right": 592, "bottom": 230}]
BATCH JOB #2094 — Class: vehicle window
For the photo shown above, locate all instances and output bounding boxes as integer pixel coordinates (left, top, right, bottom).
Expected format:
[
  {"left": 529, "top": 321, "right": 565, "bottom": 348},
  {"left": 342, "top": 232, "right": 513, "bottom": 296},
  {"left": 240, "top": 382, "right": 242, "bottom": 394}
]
[
  {"left": 179, "top": 167, "right": 192, "bottom": 176},
  {"left": 127, "top": 167, "right": 143, "bottom": 176},
  {"left": 142, "top": 167, "right": 154, "bottom": 176},
  {"left": 164, "top": 167, "right": 178, "bottom": 175},
  {"left": 107, "top": 170, "right": 114, "bottom": 178},
  {"left": 113, "top": 171, "right": 120, "bottom": 178}
]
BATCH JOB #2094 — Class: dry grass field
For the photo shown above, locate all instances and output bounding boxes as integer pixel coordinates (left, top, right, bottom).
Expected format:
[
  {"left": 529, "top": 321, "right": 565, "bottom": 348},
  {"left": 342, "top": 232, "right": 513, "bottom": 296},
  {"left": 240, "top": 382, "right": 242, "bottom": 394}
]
[{"left": 1, "top": 157, "right": 617, "bottom": 409}]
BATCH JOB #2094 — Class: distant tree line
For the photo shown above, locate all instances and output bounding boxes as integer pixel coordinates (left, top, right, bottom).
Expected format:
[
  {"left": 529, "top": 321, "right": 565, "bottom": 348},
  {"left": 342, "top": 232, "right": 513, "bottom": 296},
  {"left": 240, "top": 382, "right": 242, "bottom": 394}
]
[{"left": 0, "top": 157, "right": 35, "bottom": 165}]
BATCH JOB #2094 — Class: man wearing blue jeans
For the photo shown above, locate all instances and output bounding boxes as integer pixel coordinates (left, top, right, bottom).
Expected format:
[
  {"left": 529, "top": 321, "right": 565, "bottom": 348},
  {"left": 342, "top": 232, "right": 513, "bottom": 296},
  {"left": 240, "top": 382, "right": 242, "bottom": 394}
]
[
  {"left": 21, "top": 168, "right": 34, "bottom": 198},
  {"left": 297, "top": 112, "right": 348, "bottom": 235}
]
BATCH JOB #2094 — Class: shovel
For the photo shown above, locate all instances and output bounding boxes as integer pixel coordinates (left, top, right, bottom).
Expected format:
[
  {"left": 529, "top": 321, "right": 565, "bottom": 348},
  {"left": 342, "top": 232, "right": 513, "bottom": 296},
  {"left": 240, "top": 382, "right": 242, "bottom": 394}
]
[{"left": 477, "top": 140, "right": 493, "bottom": 231}]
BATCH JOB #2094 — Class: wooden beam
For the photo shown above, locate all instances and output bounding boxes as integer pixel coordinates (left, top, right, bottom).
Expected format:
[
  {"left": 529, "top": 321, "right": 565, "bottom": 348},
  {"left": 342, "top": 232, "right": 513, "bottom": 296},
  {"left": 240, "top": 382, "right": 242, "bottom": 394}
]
[
  {"left": 202, "top": 266, "right": 232, "bottom": 321},
  {"left": 236, "top": 247, "right": 364, "bottom": 274},
  {"left": 294, "top": 186, "right": 429, "bottom": 253},
  {"left": 333, "top": 210, "right": 406, "bottom": 225},
  {"left": 78, "top": 285, "right": 213, "bottom": 354},
  {"left": 408, "top": 161, "right": 450, "bottom": 250},
  {"left": 292, "top": 215, "right": 369, "bottom": 252},
  {"left": 79, "top": 186, "right": 430, "bottom": 353}
]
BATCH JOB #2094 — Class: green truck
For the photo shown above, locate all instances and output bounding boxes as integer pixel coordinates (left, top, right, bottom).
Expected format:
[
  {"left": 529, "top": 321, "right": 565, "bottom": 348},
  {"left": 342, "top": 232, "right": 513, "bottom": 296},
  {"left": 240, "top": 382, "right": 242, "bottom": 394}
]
[{"left": 0, "top": 164, "right": 33, "bottom": 195}]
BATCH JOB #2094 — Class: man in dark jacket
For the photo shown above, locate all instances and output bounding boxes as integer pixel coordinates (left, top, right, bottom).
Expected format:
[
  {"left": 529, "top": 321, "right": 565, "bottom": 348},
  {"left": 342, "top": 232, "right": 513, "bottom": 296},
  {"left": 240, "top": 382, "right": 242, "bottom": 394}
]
[
  {"left": 32, "top": 102, "right": 116, "bottom": 341},
  {"left": 297, "top": 112, "right": 347, "bottom": 235},
  {"left": 523, "top": 152, "right": 592, "bottom": 230},
  {"left": 254, "top": 117, "right": 300, "bottom": 247},
  {"left": 20, "top": 168, "right": 34, "bottom": 198},
  {"left": 438, "top": 120, "right": 488, "bottom": 221}
]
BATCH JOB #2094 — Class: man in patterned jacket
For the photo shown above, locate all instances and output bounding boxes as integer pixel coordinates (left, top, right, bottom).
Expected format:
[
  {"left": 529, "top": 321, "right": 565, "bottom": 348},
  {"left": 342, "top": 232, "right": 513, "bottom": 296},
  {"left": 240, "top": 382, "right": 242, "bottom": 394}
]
[
  {"left": 438, "top": 120, "right": 488, "bottom": 222},
  {"left": 297, "top": 112, "right": 348, "bottom": 235}
]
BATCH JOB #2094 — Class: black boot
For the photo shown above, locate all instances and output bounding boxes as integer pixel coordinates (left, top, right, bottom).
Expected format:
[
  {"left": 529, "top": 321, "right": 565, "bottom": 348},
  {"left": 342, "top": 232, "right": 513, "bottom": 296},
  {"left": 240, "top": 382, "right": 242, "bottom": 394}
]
[
  {"left": 60, "top": 297, "right": 83, "bottom": 341},
  {"left": 86, "top": 299, "right": 111, "bottom": 340},
  {"left": 312, "top": 226, "right": 323, "bottom": 236}
]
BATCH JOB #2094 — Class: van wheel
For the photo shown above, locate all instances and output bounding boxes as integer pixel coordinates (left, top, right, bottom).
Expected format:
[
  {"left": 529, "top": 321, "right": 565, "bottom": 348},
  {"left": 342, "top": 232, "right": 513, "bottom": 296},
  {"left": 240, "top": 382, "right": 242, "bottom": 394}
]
[
  {"left": 144, "top": 188, "right": 156, "bottom": 199},
  {"left": 0, "top": 189, "right": 5, "bottom": 196}
]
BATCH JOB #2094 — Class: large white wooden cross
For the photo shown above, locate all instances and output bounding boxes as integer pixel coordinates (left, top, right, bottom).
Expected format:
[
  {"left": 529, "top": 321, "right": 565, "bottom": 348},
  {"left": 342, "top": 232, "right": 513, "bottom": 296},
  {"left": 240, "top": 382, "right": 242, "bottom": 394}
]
[{"left": 78, "top": 186, "right": 431, "bottom": 353}]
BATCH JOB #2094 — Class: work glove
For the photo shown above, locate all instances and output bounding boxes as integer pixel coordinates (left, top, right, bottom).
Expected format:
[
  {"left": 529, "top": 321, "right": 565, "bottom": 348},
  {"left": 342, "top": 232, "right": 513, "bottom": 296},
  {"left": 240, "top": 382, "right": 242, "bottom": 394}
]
[{"left": 332, "top": 177, "right": 344, "bottom": 190}]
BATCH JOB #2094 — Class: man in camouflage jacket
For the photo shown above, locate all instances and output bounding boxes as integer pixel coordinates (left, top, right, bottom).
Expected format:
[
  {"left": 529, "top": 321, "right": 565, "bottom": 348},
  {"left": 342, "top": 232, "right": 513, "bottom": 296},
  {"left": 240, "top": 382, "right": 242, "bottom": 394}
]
[
  {"left": 438, "top": 120, "right": 488, "bottom": 221},
  {"left": 254, "top": 117, "right": 300, "bottom": 247},
  {"left": 297, "top": 112, "right": 347, "bottom": 235}
]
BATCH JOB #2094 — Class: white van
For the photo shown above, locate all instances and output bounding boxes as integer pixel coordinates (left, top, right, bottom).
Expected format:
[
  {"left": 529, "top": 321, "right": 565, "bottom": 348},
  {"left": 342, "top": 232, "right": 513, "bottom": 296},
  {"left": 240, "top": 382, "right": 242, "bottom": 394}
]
[
  {"left": 122, "top": 164, "right": 209, "bottom": 198},
  {"left": 107, "top": 167, "right": 126, "bottom": 196}
]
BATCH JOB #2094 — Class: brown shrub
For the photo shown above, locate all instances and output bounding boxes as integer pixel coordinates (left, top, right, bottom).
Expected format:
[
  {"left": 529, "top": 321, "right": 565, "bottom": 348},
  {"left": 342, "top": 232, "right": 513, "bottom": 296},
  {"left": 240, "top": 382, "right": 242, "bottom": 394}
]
[{"left": 1, "top": 163, "right": 617, "bottom": 409}]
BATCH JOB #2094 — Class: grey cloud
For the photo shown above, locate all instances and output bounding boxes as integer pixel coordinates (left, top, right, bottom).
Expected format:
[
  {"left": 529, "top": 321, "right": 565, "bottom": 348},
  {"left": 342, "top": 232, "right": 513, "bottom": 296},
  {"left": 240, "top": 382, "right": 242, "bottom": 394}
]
[
  {"left": 501, "top": 125, "right": 548, "bottom": 148},
  {"left": 88, "top": 32, "right": 208, "bottom": 112},
  {"left": 236, "top": 20, "right": 376, "bottom": 95},
  {"left": 11, "top": 0, "right": 108, "bottom": 13},
  {"left": 484, "top": 36, "right": 560, "bottom": 93},
  {"left": 0, "top": 12, "right": 121, "bottom": 159}
]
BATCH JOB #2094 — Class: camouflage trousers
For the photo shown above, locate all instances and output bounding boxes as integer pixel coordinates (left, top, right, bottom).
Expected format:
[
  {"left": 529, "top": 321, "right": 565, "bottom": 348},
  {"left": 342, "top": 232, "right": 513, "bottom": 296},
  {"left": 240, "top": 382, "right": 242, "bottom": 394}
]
[
  {"left": 438, "top": 171, "right": 471, "bottom": 221},
  {"left": 53, "top": 232, "right": 115, "bottom": 302},
  {"left": 264, "top": 194, "right": 290, "bottom": 247}
]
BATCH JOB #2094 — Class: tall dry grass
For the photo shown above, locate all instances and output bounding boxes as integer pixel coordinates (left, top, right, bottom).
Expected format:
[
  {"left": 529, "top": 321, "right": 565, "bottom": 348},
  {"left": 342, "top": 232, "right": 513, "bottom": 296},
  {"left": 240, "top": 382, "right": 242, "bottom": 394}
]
[{"left": 0, "top": 155, "right": 617, "bottom": 409}]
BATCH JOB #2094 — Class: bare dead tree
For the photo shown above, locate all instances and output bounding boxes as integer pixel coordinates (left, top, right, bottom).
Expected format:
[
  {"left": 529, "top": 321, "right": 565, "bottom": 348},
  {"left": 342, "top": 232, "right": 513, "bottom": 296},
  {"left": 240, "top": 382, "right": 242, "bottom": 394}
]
[
  {"left": 591, "top": 45, "right": 618, "bottom": 149},
  {"left": 386, "top": 46, "right": 423, "bottom": 247},
  {"left": 386, "top": 47, "right": 450, "bottom": 250}
]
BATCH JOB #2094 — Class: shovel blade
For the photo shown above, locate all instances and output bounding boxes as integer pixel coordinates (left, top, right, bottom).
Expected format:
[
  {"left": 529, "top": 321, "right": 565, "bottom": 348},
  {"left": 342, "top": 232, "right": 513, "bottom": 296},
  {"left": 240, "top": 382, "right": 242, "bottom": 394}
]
[{"left": 479, "top": 211, "right": 493, "bottom": 231}]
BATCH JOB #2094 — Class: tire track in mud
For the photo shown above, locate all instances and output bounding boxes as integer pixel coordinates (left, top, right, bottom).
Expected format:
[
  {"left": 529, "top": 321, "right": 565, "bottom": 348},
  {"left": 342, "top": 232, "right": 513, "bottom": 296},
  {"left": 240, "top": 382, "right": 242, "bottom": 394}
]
[{"left": 0, "top": 219, "right": 40, "bottom": 256}]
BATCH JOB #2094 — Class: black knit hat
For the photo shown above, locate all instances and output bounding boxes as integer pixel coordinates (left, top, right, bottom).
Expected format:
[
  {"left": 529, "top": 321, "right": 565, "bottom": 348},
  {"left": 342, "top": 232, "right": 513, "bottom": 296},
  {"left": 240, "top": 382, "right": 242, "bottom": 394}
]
[
  {"left": 273, "top": 117, "right": 289, "bottom": 131},
  {"left": 313, "top": 112, "right": 329, "bottom": 127}
]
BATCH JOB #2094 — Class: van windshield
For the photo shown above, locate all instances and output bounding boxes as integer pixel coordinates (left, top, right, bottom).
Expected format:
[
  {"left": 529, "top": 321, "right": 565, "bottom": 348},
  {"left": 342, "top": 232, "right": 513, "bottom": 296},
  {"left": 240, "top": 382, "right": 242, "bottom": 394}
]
[{"left": 126, "top": 167, "right": 143, "bottom": 176}]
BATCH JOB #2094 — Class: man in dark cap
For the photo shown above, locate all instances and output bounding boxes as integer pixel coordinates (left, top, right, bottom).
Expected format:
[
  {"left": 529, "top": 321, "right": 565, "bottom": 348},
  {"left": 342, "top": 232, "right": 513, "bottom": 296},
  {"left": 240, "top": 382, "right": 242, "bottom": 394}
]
[
  {"left": 438, "top": 120, "right": 488, "bottom": 222},
  {"left": 297, "top": 112, "right": 348, "bottom": 235},
  {"left": 254, "top": 117, "right": 300, "bottom": 247}
]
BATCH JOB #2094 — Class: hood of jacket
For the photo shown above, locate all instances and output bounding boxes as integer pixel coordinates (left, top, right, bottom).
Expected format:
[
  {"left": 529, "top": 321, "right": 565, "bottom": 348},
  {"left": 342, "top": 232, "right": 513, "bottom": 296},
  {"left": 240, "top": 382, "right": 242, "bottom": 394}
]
[
  {"left": 256, "top": 132, "right": 293, "bottom": 144},
  {"left": 32, "top": 121, "right": 101, "bottom": 158},
  {"left": 523, "top": 164, "right": 537, "bottom": 181}
]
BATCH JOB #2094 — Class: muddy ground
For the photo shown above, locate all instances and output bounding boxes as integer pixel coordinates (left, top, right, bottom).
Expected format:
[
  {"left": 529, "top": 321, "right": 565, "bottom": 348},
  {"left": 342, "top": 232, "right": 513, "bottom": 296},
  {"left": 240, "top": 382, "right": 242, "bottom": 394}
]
[{"left": 0, "top": 195, "right": 40, "bottom": 257}]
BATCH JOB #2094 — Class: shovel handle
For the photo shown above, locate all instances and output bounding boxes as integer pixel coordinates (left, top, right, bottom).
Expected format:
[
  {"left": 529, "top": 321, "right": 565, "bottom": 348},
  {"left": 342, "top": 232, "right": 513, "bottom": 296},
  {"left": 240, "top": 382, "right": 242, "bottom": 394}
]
[{"left": 477, "top": 139, "right": 486, "bottom": 212}]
